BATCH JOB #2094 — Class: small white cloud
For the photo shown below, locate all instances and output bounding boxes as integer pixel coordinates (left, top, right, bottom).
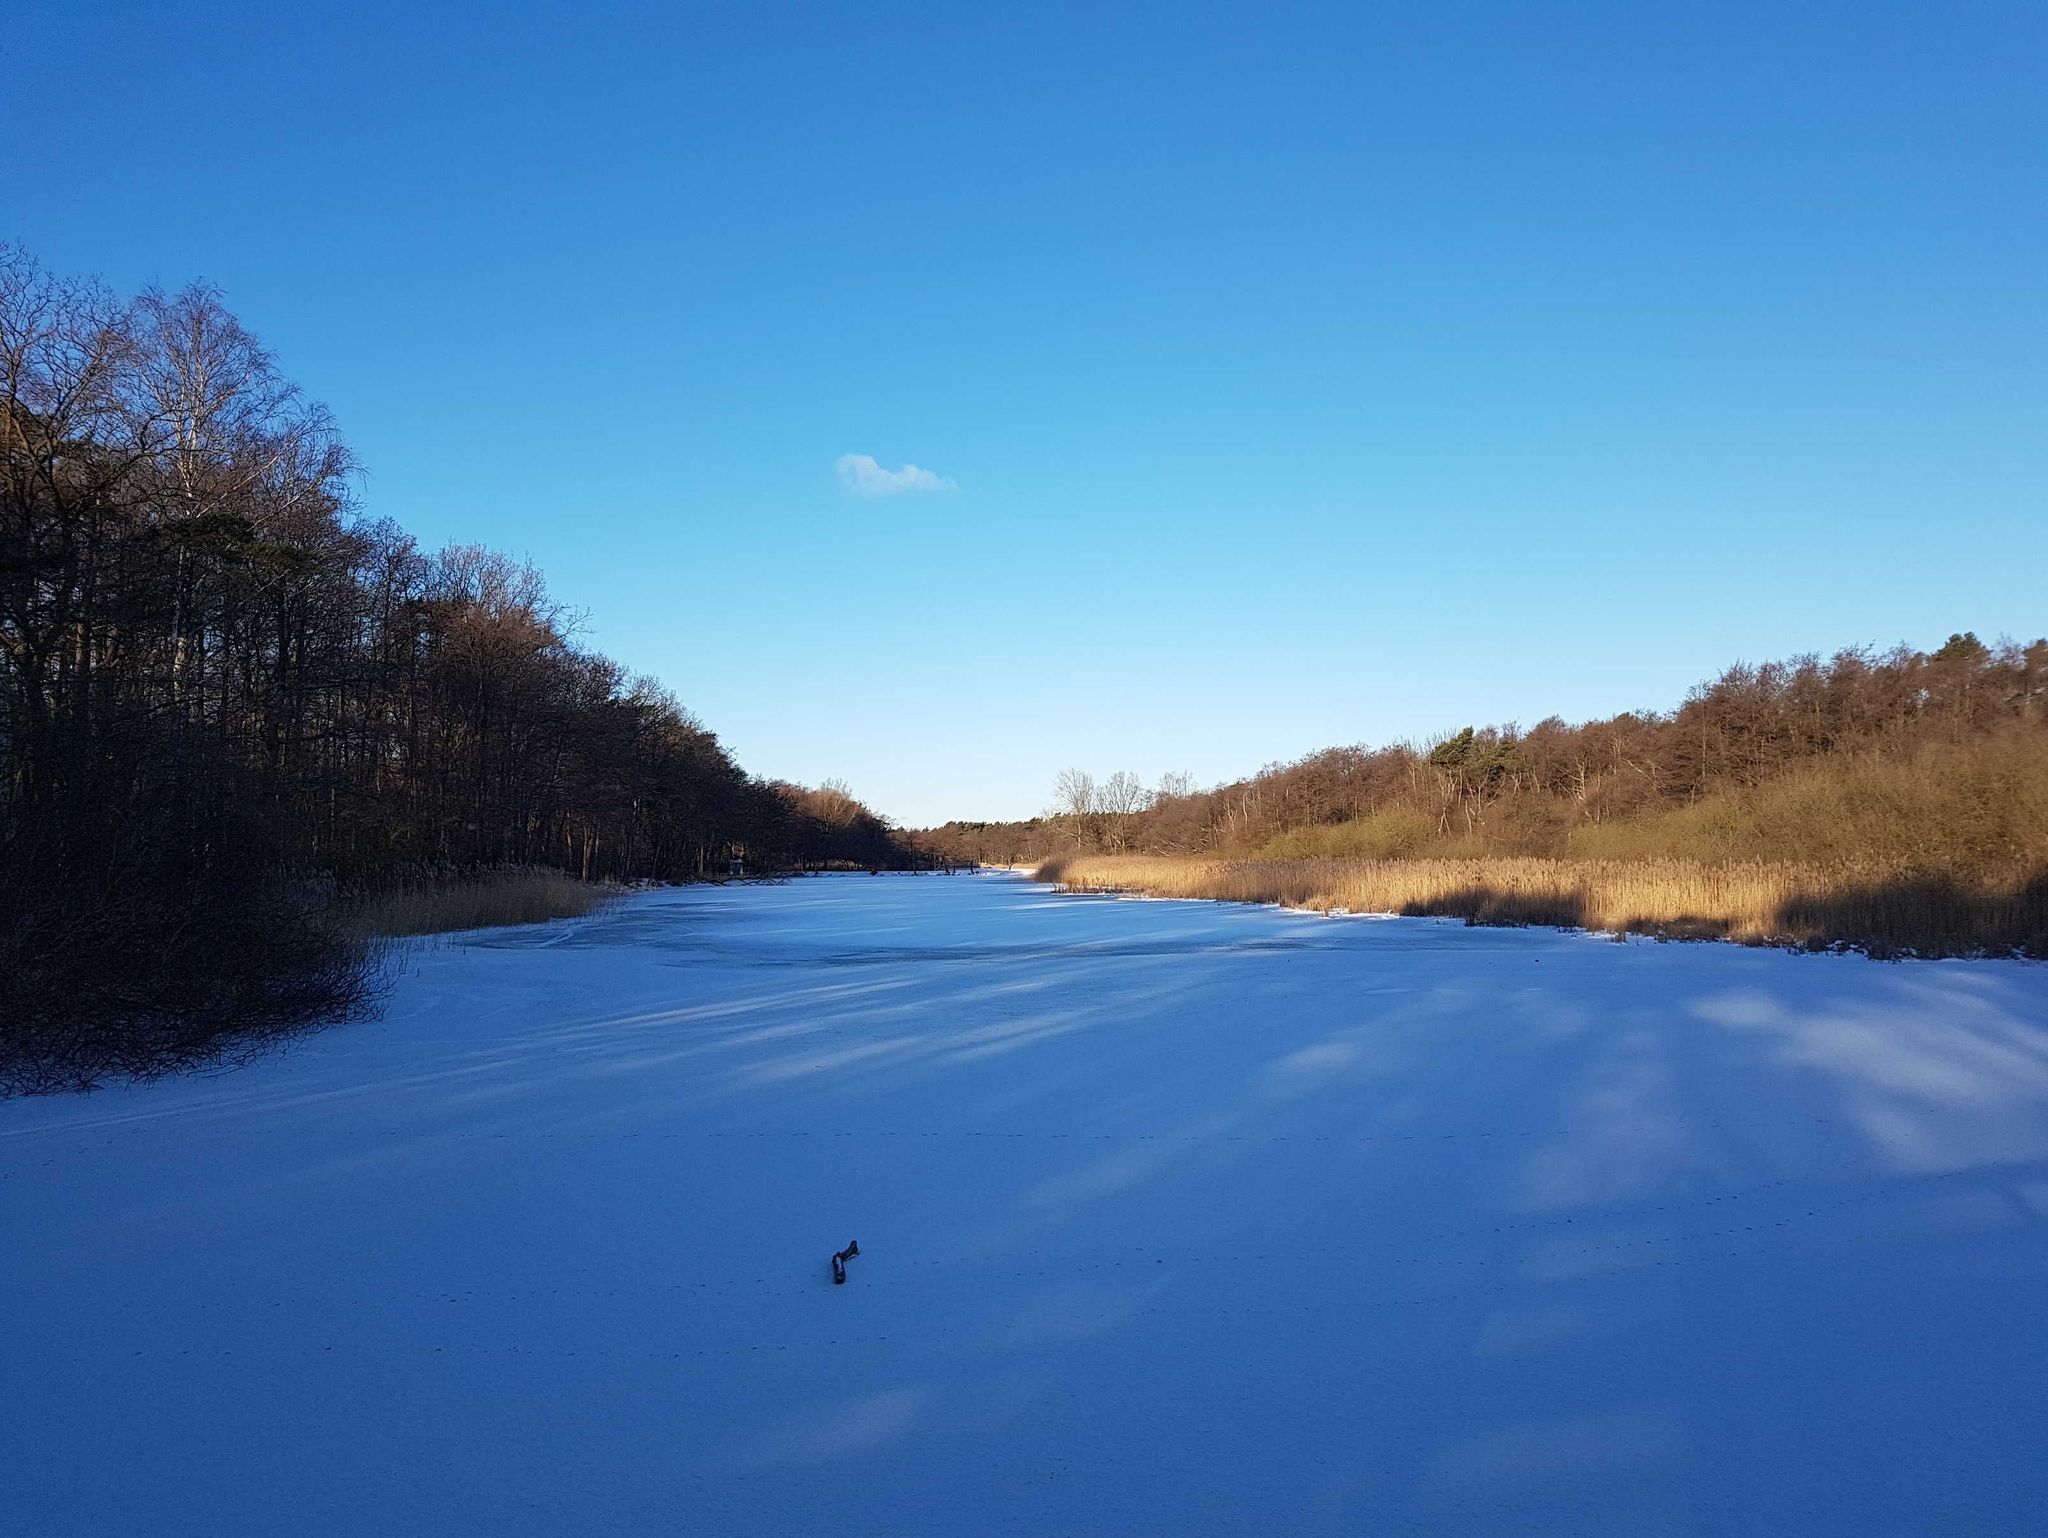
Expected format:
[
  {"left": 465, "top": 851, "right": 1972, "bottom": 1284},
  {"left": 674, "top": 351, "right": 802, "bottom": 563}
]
[{"left": 836, "top": 453, "right": 956, "bottom": 497}]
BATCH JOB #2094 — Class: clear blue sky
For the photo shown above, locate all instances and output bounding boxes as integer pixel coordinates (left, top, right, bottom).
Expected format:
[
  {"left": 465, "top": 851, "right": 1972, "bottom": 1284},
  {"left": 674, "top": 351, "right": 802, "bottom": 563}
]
[{"left": 11, "top": 2, "right": 2045, "bottom": 824}]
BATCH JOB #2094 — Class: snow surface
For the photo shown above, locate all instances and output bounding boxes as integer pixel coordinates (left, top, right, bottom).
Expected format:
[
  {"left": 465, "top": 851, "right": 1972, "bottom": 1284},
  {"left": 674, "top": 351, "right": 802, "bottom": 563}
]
[{"left": 7, "top": 872, "right": 2048, "bottom": 1536}]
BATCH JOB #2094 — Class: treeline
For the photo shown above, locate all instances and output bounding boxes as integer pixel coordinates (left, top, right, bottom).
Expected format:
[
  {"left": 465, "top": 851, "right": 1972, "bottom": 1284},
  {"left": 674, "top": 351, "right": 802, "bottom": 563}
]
[
  {"left": 1, "top": 247, "right": 911, "bottom": 1087},
  {"left": 925, "top": 633, "right": 2048, "bottom": 882}
]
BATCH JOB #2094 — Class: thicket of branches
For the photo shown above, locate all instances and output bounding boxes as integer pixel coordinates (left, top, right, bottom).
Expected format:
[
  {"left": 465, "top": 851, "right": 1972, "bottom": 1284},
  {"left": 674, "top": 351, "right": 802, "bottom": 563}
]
[
  {"left": 1, "top": 247, "right": 909, "bottom": 1089},
  {"left": 926, "top": 633, "right": 2048, "bottom": 881}
]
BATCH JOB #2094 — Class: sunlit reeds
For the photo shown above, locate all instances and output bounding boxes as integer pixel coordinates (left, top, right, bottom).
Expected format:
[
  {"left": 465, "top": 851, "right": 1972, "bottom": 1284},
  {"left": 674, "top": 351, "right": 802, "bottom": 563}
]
[
  {"left": 349, "top": 865, "right": 621, "bottom": 939},
  {"left": 1034, "top": 854, "right": 2047, "bottom": 958}
]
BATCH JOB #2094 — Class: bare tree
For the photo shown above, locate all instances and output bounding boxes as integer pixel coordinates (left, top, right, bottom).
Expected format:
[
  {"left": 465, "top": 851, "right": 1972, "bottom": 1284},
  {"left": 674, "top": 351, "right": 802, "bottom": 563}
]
[
  {"left": 1155, "top": 770, "right": 1196, "bottom": 801},
  {"left": 1097, "top": 771, "right": 1152, "bottom": 815},
  {"left": 1052, "top": 767, "right": 1096, "bottom": 818},
  {"left": 1095, "top": 770, "right": 1152, "bottom": 852}
]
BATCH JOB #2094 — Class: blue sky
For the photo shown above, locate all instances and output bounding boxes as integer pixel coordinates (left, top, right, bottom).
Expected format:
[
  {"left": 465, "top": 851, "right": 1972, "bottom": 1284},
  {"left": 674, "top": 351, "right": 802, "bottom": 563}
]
[{"left": 10, "top": 2, "right": 2045, "bottom": 824}]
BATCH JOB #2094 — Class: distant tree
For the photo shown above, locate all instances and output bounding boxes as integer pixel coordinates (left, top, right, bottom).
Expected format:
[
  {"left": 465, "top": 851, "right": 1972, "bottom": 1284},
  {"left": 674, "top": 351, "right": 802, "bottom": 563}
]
[
  {"left": 1097, "top": 771, "right": 1152, "bottom": 815},
  {"left": 1427, "top": 728, "right": 1476, "bottom": 772},
  {"left": 1934, "top": 631, "right": 1989, "bottom": 662},
  {"left": 1052, "top": 767, "right": 1096, "bottom": 818}
]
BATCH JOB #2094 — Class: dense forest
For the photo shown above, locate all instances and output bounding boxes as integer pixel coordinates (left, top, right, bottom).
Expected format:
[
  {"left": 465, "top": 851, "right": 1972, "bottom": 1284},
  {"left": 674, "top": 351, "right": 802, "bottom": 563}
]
[
  {"left": 929, "top": 634, "right": 2048, "bottom": 950},
  {"left": 1, "top": 247, "right": 913, "bottom": 1087}
]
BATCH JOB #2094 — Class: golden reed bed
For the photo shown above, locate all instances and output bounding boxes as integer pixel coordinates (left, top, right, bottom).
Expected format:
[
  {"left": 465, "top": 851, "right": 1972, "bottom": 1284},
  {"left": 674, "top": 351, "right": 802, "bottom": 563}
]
[
  {"left": 350, "top": 867, "right": 620, "bottom": 939},
  {"left": 1033, "top": 855, "right": 2047, "bottom": 958}
]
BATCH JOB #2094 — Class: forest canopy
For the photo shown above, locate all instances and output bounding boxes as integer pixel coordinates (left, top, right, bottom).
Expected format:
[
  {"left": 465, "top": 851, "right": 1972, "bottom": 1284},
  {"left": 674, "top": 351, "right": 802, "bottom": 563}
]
[
  {"left": 924, "top": 633, "right": 2048, "bottom": 880},
  {"left": 1, "top": 246, "right": 912, "bottom": 1088}
]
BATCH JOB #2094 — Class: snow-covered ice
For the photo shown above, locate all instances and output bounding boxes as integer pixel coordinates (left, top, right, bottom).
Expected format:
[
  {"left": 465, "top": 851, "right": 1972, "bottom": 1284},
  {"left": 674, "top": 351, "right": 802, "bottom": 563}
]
[{"left": 7, "top": 872, "right": 2048, "bottom": 1535}]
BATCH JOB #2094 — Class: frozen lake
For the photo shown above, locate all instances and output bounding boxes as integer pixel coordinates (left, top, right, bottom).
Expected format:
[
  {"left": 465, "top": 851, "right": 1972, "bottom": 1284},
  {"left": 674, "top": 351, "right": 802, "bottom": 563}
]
[{"left": 7, "top": 872, "right": 2048, "bottom": 1535}]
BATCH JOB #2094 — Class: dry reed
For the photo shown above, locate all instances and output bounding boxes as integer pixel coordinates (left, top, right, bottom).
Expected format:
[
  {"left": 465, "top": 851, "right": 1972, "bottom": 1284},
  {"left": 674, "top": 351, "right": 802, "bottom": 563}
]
[
  {"left": 1034, "top": 855, "right": 2047, "bottom": 959},
  {"left": 350, "top": 866, "right": 621, "bottom": 939}
]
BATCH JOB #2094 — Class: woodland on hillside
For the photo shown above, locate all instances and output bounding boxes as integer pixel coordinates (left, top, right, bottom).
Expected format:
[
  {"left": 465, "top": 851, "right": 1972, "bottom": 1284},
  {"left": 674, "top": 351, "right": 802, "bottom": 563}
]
[
  {"left": 925, "top": 635, "right": 2048, "bottom": 951},
  {"left": 1, "top": 247, "right": 911, "bottom": 1088}
]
